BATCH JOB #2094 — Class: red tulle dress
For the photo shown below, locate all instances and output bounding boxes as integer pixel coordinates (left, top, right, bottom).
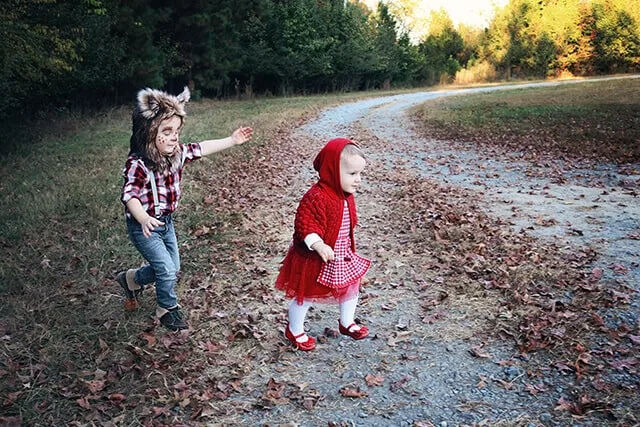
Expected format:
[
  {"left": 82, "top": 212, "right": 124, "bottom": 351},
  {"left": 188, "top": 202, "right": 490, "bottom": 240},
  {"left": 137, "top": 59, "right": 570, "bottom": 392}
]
[{"left": 276, "top": 201, "right": 370, "bottom": 304}]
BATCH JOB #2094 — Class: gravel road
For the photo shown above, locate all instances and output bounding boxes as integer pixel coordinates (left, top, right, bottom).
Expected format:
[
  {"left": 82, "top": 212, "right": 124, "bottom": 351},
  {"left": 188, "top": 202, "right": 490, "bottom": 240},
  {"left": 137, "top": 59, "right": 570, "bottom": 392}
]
[{"left": 234, "top": 77, "right": 639, "bottom": 426}]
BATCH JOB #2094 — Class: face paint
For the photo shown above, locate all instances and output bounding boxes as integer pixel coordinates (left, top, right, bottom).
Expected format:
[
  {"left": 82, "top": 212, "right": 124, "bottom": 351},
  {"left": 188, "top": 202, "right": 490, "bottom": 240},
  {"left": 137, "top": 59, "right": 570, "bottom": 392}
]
[{"left": 155, "top": 116, "right": 182, "bottom": 156}]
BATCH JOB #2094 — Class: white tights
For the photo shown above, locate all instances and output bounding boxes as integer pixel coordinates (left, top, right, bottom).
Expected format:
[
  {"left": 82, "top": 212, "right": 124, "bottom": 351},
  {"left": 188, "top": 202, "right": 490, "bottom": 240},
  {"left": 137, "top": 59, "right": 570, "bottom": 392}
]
[
  {"left": 287, "top": 295, "right": 360, "bottom": 342},
  {"left": 287, "top": 299, "right": 312, "bottom": 337},
  {"left": 339, "top": 296, "right": 359, "bottom": 329}
]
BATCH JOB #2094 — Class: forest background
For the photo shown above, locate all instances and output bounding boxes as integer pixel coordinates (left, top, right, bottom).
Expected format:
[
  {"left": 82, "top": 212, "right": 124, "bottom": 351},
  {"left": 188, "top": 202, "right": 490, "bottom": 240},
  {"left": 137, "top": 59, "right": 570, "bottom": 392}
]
[{"left": 2, "top": 0, "right": 640, "bottom": 128}]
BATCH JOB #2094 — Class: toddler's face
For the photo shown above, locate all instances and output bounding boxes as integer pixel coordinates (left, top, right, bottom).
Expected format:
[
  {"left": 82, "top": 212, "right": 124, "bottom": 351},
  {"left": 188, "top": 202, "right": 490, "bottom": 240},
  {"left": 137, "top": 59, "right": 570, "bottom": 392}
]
[
  {"left": 340, "top": 154, "right": 366, "bottom": 194},
  {"left": 155, "top": 116, "right": 182, "bottom": 156}
]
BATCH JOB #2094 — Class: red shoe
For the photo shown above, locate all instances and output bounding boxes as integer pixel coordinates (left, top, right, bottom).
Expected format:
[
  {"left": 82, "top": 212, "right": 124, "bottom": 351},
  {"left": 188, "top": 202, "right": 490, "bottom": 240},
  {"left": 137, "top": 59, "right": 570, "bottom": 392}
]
[
  {"left": 285, "top": 324, "right": 316, "bottom": 351},
  {"left": 339, "top": 322, "right": 369, "bottom": 340}
]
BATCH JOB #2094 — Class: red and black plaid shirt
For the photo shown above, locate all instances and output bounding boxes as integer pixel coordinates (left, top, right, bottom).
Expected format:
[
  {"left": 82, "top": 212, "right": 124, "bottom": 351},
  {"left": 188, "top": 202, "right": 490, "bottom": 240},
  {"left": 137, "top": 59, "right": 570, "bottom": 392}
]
[{"left": 121, "top": 143, "right": 202, "bottom": 218}]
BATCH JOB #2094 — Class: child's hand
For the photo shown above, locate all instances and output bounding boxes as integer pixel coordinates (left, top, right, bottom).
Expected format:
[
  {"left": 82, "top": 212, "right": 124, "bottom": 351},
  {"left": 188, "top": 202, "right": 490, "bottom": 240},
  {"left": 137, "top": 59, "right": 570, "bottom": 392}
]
[
  {"left": 311, "top": 242, "right": 335, "bottom": 263},
  {"left": 231, "top": 126, "right": 253, "bottom": 145},
  {"left": 141, "top": 216, "right": 165, "bottom": 238}
]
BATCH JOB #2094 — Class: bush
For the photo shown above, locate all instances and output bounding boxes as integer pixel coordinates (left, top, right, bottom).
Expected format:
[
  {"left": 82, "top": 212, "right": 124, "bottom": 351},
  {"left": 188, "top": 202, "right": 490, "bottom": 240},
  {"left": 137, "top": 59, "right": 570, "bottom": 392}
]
[{"left": 454, "top": 61, "right": 497, "bottom": 85}]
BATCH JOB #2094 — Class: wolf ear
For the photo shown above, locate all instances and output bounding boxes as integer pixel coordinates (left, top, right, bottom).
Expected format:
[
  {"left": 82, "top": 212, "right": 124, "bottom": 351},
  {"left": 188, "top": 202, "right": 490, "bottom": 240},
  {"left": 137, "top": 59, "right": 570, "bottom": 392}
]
[
  {"left": 137, "top": 88, "right": 162, "bottom": 119},
  {"left": 176, "top": 86, "right": 191, "bottom": 105},
  {"left": 136, "top": 86, "right": 190, "bottom": 119}
]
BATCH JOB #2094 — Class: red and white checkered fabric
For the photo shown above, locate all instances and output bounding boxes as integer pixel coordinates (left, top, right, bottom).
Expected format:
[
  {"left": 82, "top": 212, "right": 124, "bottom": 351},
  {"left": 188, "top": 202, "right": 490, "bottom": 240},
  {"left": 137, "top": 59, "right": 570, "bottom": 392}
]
[
  {"left": 121, "top": 143, "right": 202, "bottom": 218},
  {"left": 318, "top": 202, "right": 370, "bottom": 288}
]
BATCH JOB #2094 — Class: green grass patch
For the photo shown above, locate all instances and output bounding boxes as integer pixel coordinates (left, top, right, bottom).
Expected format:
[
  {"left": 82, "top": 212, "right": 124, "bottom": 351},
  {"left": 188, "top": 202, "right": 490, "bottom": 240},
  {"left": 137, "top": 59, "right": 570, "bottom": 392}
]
[{"left": 415, "top": 77, "right": 640, "bottom": 163}]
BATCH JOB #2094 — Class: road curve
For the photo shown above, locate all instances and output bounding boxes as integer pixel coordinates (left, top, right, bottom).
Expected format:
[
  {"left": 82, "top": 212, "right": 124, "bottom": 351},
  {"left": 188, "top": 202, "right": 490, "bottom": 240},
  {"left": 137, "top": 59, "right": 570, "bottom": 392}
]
[{"left": 299, "top": 76, "right": 640, "bottom": 311}]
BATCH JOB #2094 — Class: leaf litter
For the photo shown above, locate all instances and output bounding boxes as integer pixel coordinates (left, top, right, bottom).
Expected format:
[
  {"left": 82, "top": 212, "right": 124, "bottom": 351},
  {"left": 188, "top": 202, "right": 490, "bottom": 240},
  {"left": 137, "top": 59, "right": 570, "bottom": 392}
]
[{"left": 1, "top": 81, "right": 639, "bottom": 426}]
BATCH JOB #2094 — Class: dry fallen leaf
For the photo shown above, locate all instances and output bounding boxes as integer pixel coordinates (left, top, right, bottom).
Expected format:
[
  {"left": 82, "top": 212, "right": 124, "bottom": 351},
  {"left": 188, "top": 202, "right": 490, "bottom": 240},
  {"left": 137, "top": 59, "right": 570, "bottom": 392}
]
[
  {"left": 339, "top": 387, "right": 368, "bottom": 398},
  {"left": 364, "top": 374, "right": 385, "bottom": 387},
  {"left": 469, "top": 345, "right": 492, "bottom": 359}
]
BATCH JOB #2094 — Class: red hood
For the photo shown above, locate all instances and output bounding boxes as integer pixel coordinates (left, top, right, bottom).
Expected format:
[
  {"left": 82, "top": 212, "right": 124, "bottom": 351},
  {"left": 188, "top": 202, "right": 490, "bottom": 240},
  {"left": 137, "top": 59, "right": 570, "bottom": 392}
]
[{"left": 313, "top": 138, "right": 357, "bottom": 198}]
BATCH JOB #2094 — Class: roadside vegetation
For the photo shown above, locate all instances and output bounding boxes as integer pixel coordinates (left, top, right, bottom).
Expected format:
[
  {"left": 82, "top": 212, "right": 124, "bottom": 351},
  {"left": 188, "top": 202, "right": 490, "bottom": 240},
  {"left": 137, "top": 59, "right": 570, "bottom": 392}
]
[{"left": 4, "top": 0, "right": 639, "bottom": 125}]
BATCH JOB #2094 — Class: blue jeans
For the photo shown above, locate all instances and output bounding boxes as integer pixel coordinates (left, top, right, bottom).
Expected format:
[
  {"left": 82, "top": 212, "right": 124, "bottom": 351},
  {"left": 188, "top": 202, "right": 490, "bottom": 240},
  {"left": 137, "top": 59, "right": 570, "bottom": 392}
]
[{"left": 126, "top": 215, "right": 180, "bottom": 309}]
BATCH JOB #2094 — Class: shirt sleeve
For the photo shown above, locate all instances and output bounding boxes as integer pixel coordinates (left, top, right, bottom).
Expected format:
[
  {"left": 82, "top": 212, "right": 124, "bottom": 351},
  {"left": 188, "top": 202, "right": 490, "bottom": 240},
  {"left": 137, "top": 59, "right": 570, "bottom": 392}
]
[
  {"left": 304, "top": 233, "right": 323, "bottom": 250},
  {"left": 121, "top": 158, "right": 148, "bottom": 205},
  {"left": 182, "top": 142, "right": 203, "bottom": 165}
]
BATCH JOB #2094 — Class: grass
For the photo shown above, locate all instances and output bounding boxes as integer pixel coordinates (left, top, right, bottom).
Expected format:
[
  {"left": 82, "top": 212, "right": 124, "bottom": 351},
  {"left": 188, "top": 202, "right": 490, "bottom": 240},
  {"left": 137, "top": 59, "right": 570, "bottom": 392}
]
[
  {"left": 0, "top": 78, "right": 638, "bottom": 424},
  {"left": 414, "top": 76, "right": 640, "bottom": 164}
]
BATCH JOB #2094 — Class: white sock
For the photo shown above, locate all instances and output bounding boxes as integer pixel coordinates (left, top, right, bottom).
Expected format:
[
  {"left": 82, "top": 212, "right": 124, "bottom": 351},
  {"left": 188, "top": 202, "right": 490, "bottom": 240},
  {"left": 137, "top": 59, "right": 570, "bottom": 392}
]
[
  {"left": 288, "top": 299, "right": 312, "bottom": 342},
  {"left": 339, "top": 295, "right": 360, "bottom": 331}
]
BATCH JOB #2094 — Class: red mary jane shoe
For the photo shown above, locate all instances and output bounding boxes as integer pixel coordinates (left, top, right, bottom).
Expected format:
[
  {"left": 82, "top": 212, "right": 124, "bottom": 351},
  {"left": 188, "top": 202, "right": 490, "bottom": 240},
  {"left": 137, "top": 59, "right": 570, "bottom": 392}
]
[
  {"left": 339, "top": 322, "right": 369, "bottom": 340},
  {"left": 285, "top": 324, "right": 316, "bottom": 351}
]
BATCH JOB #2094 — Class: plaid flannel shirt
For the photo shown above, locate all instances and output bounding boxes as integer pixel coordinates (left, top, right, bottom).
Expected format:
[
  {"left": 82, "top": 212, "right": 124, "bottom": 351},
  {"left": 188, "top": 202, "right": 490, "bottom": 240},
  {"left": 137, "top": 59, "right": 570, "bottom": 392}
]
[{"left": 121, "top": 143, "right": 202, "bottom": 218}]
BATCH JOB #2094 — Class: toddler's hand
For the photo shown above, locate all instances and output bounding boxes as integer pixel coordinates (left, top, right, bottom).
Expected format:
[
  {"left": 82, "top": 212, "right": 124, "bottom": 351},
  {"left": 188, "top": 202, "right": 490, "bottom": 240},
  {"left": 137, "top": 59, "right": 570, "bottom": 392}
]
[
  {"left": 141, "top": 216, "right": 165, "bottom": 238},
  {"left": 312, "top": 242, "right": 335, "bottom": 263},
  {"left": 231, "top": 126, "right": 253, "bottom": 145}
]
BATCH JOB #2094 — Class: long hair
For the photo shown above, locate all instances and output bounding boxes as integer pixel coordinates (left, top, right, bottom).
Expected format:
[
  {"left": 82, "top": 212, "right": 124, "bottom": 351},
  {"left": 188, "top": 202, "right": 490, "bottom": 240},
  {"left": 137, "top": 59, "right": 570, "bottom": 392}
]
[{"left": 129, "top": 87, "right": 190, "bottom": 173}]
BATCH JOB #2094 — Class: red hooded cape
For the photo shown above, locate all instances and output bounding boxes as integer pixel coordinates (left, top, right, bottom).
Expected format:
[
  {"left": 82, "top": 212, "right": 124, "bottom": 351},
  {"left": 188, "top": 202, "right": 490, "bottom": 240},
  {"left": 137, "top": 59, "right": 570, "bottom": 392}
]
[{"left": 275, "top": 138, "right": 360, "bottom": 304}]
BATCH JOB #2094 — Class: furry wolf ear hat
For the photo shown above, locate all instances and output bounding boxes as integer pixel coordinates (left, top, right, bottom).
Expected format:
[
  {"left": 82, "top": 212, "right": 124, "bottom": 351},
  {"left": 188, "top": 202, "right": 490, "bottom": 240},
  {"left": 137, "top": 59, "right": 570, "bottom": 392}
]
[{"left": 129, "top": 86, "right": 191, "bottom": 172}]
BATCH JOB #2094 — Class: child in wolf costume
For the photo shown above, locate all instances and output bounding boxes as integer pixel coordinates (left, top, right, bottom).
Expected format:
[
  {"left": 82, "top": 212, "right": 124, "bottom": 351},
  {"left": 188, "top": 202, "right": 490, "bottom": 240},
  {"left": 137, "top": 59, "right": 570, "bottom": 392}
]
[{"left": 117, "top": 86, "right": 253, "bottom": 331}]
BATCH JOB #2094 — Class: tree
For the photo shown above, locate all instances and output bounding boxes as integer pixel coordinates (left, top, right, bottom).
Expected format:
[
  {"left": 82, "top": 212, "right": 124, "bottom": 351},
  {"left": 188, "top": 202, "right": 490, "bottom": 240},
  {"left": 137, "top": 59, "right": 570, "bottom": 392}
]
[
  {"left": 593, "top": 2, "right": 640, "bottom": 73},
  {"left": 417, "top": 9, "right": 463, "bottom": 84},
  {"left": 0, "top": 0, "right": 83, "bottom": 117},
  {"left": 373, "top": 2, "right": 401, "bottom": 88},
  {"left": 533, "top": 32, "right": 557, "bottom": 77},
  {"left": 324, "top": 1, "right": 379, "bottom": 91}
]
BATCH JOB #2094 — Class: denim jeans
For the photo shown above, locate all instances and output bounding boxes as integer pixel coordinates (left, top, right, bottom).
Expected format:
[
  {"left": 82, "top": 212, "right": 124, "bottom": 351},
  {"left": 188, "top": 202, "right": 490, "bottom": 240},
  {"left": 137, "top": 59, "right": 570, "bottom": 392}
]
[{"left": 126, "top": 215, "right": 180, "bottom": 309}]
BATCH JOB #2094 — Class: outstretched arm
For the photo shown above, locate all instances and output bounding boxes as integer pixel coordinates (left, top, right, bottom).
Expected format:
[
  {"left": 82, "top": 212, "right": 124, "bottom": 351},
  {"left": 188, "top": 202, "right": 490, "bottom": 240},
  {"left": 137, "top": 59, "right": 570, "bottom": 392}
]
[{"left": 199, "top": 126, "right": 253, "bottom": 156}]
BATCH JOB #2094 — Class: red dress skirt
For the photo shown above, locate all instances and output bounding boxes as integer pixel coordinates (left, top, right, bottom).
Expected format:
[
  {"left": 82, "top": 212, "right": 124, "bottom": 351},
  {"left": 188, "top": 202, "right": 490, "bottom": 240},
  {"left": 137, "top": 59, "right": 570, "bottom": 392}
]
[{"left": 276, "top": 202, "right": 370, "bottom": 304}]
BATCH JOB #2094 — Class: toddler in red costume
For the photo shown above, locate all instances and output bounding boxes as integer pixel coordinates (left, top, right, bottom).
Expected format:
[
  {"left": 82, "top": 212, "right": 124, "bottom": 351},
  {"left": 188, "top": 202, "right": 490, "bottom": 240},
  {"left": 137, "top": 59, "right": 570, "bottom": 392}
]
[{"left": 275, "top": 138, "right": 371, "bottom": 351}]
